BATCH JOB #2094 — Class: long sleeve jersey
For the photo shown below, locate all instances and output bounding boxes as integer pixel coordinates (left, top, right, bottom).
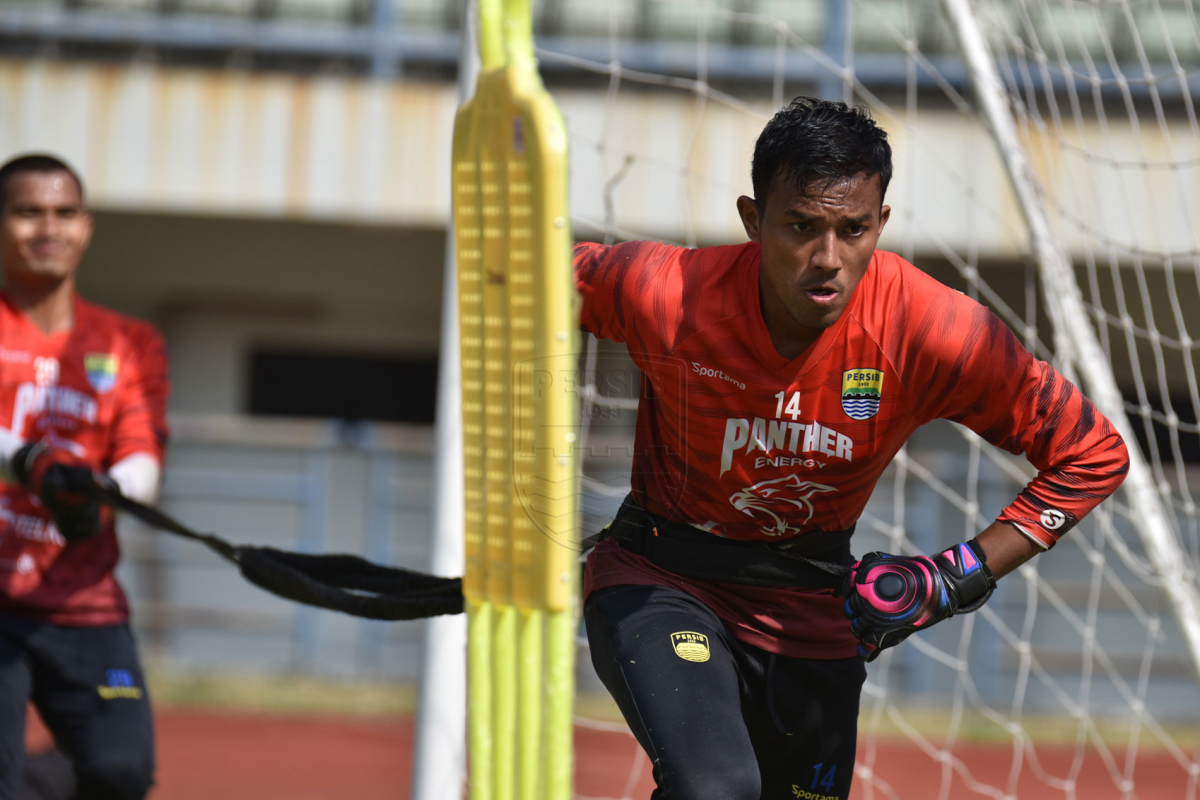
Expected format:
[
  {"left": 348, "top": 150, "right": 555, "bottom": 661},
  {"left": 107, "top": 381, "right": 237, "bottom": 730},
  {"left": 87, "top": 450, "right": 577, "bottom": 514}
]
[
  {"left": 576, "top": 240, "right": 1128, "bottom": 657},
  {"left": 0, "top": 292, "right": 169, "bottom": 626}
]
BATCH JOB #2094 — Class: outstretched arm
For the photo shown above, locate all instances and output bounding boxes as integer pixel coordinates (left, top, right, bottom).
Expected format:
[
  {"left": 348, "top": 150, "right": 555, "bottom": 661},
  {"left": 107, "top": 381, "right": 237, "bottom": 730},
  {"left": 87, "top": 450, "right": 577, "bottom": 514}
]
[{"left": 844, "top": 280, "right": 1129, "bottom": 660}]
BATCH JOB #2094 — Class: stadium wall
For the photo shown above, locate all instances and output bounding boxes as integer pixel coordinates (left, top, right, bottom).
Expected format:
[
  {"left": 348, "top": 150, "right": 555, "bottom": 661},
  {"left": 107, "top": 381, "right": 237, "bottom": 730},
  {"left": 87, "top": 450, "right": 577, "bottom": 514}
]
[{"left": 3, "top": 59, "right": 1193, "bottom": 258}]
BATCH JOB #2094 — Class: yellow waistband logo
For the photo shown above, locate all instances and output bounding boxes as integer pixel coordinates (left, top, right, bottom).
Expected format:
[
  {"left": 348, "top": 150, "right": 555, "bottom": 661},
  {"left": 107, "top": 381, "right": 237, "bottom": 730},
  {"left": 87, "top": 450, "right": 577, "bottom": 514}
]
[{"left": 670, "top": 631, "right": 711, "bottom": 663}]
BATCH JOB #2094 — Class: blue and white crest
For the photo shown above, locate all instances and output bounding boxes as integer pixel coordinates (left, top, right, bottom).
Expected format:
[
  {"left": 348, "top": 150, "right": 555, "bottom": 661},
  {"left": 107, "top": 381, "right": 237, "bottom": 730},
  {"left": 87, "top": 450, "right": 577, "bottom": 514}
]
[
  {"left": 841, "top": 368, "right": 883, "bottom": 420},
  {"left": 85, "top": 353, "right": 118, "bottom": 394}
]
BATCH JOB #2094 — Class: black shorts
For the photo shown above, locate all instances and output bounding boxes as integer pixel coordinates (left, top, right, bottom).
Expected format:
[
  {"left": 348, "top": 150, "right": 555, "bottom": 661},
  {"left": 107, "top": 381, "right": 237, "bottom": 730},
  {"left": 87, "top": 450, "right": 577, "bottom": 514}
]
[
  {"left": 585, "top": 584, "right": 866, "bottom": 800},
  {"left": 0, "top": 613, "right": 155, "bottom": 800}
]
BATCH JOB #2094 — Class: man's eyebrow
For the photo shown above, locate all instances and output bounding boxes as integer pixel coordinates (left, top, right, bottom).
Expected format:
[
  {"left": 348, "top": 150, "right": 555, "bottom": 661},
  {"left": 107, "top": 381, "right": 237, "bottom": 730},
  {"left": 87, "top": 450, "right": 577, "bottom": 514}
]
[
  {"left": 781, "top": 209, "right": 874, "bottom": 223},
  {"left": 8, "top": 202, "right": 81, "bottom": 212}
]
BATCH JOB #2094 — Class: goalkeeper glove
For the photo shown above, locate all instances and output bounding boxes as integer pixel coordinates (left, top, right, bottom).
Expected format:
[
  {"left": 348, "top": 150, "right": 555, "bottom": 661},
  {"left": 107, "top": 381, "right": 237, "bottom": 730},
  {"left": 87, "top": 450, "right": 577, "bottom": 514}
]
[
  {"left": 11, "top": 441, "right": 111, "bottom": 543},
  {"left": 842, "top": 539, "right": 996, "bottom": 661}
]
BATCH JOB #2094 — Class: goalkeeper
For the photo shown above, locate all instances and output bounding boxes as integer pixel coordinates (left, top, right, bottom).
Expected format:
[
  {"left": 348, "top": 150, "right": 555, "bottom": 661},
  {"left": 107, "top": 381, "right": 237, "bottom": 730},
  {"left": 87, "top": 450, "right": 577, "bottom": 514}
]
[
  {"left": 576, "top": 97, "right": 1128, "bottom": 799},
  {"left": 0, "top": 155, "right": 166, "bottom": 800}
]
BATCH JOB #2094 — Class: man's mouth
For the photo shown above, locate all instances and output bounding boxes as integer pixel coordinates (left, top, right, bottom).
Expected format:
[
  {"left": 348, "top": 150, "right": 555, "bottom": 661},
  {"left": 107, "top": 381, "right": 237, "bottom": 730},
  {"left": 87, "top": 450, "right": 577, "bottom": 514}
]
[
  {"left": 804, "top": 285, "right": 839, "bottom": 305},
  {"left": 30, "top": 242, "right": 65, "bottom": 257}
]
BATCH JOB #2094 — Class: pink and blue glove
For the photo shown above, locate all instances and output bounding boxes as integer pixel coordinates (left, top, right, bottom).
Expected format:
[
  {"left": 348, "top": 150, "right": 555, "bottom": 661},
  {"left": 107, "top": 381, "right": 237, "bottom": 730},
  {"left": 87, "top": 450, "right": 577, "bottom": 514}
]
[{"left": 842, "top": 539, "right": 996, "bottom": 661}]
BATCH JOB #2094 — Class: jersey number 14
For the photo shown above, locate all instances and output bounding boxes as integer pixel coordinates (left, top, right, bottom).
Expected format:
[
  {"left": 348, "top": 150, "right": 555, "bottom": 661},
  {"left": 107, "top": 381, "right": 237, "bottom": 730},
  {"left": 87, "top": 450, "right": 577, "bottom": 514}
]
[{"left": 774, "top": 391, "right": 802, "bottom": 421}]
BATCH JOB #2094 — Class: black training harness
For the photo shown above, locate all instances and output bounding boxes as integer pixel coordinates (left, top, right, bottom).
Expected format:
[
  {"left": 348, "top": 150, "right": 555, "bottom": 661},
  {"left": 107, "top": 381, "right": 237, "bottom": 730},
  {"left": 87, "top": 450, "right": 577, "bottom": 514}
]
[
  {"left": 586, "top": 496, "right": 855, "bottom": 590},
  {"left": 93, "top": 484, "right": 854, "bottom": 621}
]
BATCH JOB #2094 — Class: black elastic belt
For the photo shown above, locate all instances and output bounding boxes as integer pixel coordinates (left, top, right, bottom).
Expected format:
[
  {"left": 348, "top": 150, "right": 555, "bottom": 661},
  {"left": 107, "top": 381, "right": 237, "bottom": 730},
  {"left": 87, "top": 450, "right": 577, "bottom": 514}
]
[
  {"left": 594, "top": 497, "right": 855, "bottom": 590},
  {"left": 90, "top": 481, "right": 463, "bottom": 621}
]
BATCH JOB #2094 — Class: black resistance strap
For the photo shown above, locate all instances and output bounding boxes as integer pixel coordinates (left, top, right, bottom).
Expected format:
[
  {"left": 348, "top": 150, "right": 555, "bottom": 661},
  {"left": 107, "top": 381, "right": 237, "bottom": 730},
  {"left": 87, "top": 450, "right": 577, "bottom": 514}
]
[{"left": 95, "top": 484, "right": 464, "bottom": 621}]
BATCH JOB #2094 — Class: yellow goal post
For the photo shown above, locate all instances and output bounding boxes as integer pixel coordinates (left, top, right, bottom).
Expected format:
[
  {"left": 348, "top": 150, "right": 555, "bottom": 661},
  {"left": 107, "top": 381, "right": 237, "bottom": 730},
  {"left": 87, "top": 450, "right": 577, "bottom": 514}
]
[{"left": 452, "top": 0, "right": 580, "bottom": 797}]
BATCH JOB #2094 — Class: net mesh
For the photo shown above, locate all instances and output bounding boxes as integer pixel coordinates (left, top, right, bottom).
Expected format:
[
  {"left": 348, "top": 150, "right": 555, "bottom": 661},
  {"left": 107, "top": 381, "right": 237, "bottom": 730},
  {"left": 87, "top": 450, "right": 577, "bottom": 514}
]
[{"left": 536, "top": 0, "right": 1200, "bottom": 797}]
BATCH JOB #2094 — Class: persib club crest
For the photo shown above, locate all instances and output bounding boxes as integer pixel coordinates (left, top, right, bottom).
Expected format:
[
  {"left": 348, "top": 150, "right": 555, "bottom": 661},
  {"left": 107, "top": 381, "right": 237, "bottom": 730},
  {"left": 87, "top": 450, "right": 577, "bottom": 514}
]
[
  {"left": 670, "top": 632, "right": 711, "bottom": 663},
  {"left": 84, "top": 353, "right": 119, "bottom": 394},
  {"left": 841, "top": 368, "right": 883, "bottom": 420}
]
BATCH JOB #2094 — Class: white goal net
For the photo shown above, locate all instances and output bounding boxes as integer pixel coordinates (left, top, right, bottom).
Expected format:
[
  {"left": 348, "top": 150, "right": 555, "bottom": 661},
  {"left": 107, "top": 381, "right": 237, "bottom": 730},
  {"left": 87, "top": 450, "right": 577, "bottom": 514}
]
[{"left": 535, "top": 0, "right": 1200, "bottom": 797}]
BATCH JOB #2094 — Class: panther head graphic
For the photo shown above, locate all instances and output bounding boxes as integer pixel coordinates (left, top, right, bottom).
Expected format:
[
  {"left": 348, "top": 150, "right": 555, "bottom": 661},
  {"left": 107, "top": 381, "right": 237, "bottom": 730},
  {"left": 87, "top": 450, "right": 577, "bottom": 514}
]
[{"left": 728, "top": 474, "right": 837, "bottom": 537}]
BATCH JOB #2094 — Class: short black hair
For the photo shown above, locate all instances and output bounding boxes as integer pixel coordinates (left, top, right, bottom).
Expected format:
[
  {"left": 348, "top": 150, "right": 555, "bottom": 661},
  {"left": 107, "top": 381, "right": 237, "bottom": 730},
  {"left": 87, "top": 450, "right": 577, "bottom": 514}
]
[
  {"left": 0, "top": 153, "right": 86, "bottom": 207},
  {"left": 751, "top": 97, "right": 892, "bottom": 209}
]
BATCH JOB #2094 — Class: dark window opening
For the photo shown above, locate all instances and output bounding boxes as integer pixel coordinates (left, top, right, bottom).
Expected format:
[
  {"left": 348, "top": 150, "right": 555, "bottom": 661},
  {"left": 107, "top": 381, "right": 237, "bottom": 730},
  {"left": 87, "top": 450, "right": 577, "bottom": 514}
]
[{"left": 249, "top": 349, "right": 438, "bottom": 424}]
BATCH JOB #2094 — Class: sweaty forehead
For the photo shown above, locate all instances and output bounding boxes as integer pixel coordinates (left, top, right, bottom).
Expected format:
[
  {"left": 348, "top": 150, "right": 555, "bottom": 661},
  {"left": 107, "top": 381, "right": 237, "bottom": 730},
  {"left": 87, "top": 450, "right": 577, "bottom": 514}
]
[
  {"left": 769, "top": 172, "right": 882, "bottom": 218},
  {"left": 3, "top": 170, "right": 85, "bottom": 209}
]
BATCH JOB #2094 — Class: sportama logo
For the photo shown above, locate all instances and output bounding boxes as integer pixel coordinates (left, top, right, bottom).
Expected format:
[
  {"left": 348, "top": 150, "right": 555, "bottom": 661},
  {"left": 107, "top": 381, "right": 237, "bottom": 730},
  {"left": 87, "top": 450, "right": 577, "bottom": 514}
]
[{"left": 729, "top": 474, "right": 837, "bottom": 536}]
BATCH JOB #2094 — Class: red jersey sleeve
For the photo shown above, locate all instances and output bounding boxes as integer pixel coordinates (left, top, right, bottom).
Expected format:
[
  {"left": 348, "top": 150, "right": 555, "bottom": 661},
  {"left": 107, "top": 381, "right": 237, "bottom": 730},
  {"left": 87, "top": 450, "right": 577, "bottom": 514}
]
[
  {"left": 574, "top": 240, "right": 694, "bottom": 366},
  {"left": 890, "top": 269, "right": 1129, "bottom": 548},
  {"left": 109, "top": 323, "right": 170, "bottom": 466}
]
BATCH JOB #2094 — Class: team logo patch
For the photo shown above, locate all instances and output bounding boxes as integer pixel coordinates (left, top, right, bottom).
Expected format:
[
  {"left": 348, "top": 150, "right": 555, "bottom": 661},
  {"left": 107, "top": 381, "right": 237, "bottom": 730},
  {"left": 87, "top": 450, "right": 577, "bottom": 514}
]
[
  {"left": 670, "top": 632, "right": 711, "bottom": 663},
  {"left": 97, "top": 668, "right": 143, "bottom": 700},
  {"left": 84, "top": 353, "right": 119, "bottom": 394},
  {"left": 841, "top": 369, "right": 883, "bottom": 420}
]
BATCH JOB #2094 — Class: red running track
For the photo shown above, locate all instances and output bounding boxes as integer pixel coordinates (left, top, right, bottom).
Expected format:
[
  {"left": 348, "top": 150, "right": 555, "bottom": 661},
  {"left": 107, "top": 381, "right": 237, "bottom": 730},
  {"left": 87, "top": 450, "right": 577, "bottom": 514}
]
[{"left": 25, "top": 710, "right": 1198, "bottom": 799}]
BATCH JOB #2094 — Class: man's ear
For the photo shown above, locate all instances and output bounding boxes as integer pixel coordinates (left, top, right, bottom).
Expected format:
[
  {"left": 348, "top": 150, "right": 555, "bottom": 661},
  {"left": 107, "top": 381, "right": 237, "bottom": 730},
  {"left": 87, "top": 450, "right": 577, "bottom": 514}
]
[
  {"left": 736, "top": 195, "right": 762, "bottom": 243},
  {"left": 877, "top": 204, "right": 890, "bottom": 239},
  {"left": 79, "top": 211, "right": 95, "bottom": 253}
]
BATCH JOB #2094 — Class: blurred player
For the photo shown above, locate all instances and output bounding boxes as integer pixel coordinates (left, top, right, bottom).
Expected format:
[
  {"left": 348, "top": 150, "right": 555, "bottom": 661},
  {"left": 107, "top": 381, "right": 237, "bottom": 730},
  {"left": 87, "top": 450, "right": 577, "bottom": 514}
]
[
  {"left": 576, "top": 98, "right": 1129, "bottom": 799},
  {"left": 0, "top": 154, "right": 167, "bottom": 799}
]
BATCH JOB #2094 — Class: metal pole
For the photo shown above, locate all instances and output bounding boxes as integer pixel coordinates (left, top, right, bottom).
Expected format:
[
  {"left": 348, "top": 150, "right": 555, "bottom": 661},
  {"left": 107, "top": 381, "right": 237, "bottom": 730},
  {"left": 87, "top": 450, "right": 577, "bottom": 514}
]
[
  {"left": 293, "top": 451, "right": 330, "bottom": 671},
  {"left": 940, "top": 0, "right": 1200, "bottom": 688},
  {"left": 819, "top": 0, "right": 849, "bottom": 102},
  {"left": 369, "top": 0, "right": 397, "bottom": 78},
  {"left": 410, "top": 2, "right": 477, "bottom": 798}
]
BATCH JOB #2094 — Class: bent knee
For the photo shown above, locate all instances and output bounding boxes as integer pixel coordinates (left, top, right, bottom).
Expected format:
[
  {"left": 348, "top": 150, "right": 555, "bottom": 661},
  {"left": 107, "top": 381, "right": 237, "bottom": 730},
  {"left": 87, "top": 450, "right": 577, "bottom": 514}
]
[
  {"left": 75, "top": 757, "right": 154, "bottom": 800},
  {"left": 661, "top": 761, "right": 760, "bottom": 800}
]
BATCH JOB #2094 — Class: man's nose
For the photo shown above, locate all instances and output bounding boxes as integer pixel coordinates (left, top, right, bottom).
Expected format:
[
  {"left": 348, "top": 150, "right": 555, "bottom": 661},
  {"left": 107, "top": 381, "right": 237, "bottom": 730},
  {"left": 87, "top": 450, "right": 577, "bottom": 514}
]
[
  {"left": 37, "top": 213, "right": 60, "bottom": 238},
  {"left": 810, "top": 230, "right": 840, "bottom": 270}
]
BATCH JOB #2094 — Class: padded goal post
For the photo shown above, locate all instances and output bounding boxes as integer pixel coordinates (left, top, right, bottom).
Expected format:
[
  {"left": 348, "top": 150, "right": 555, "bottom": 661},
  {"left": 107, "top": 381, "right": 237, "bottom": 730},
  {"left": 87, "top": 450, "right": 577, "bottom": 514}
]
[{"left": 452, "top": 0, "right": 580, "bottom": 799}]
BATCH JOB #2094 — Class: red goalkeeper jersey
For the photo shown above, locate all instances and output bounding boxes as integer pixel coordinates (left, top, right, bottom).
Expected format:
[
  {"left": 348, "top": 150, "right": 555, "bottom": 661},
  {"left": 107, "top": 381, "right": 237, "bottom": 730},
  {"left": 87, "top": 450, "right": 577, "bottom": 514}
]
[
  {"left": 0, "top": 293, "right": 169, "bottom": 626},
  {"left": 576, "top": 241, "right": 1128, "bottom": 658}
]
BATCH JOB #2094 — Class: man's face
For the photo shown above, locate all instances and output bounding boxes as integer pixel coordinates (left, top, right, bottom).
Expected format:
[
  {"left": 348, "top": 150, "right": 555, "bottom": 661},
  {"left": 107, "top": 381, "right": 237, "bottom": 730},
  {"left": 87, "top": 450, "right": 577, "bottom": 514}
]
[
  {"left": 738, "top": 171, "right": 889, "bottom": 336},
  {"left": 0, "top": 170, "right": 93, "bottom": 289}
]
